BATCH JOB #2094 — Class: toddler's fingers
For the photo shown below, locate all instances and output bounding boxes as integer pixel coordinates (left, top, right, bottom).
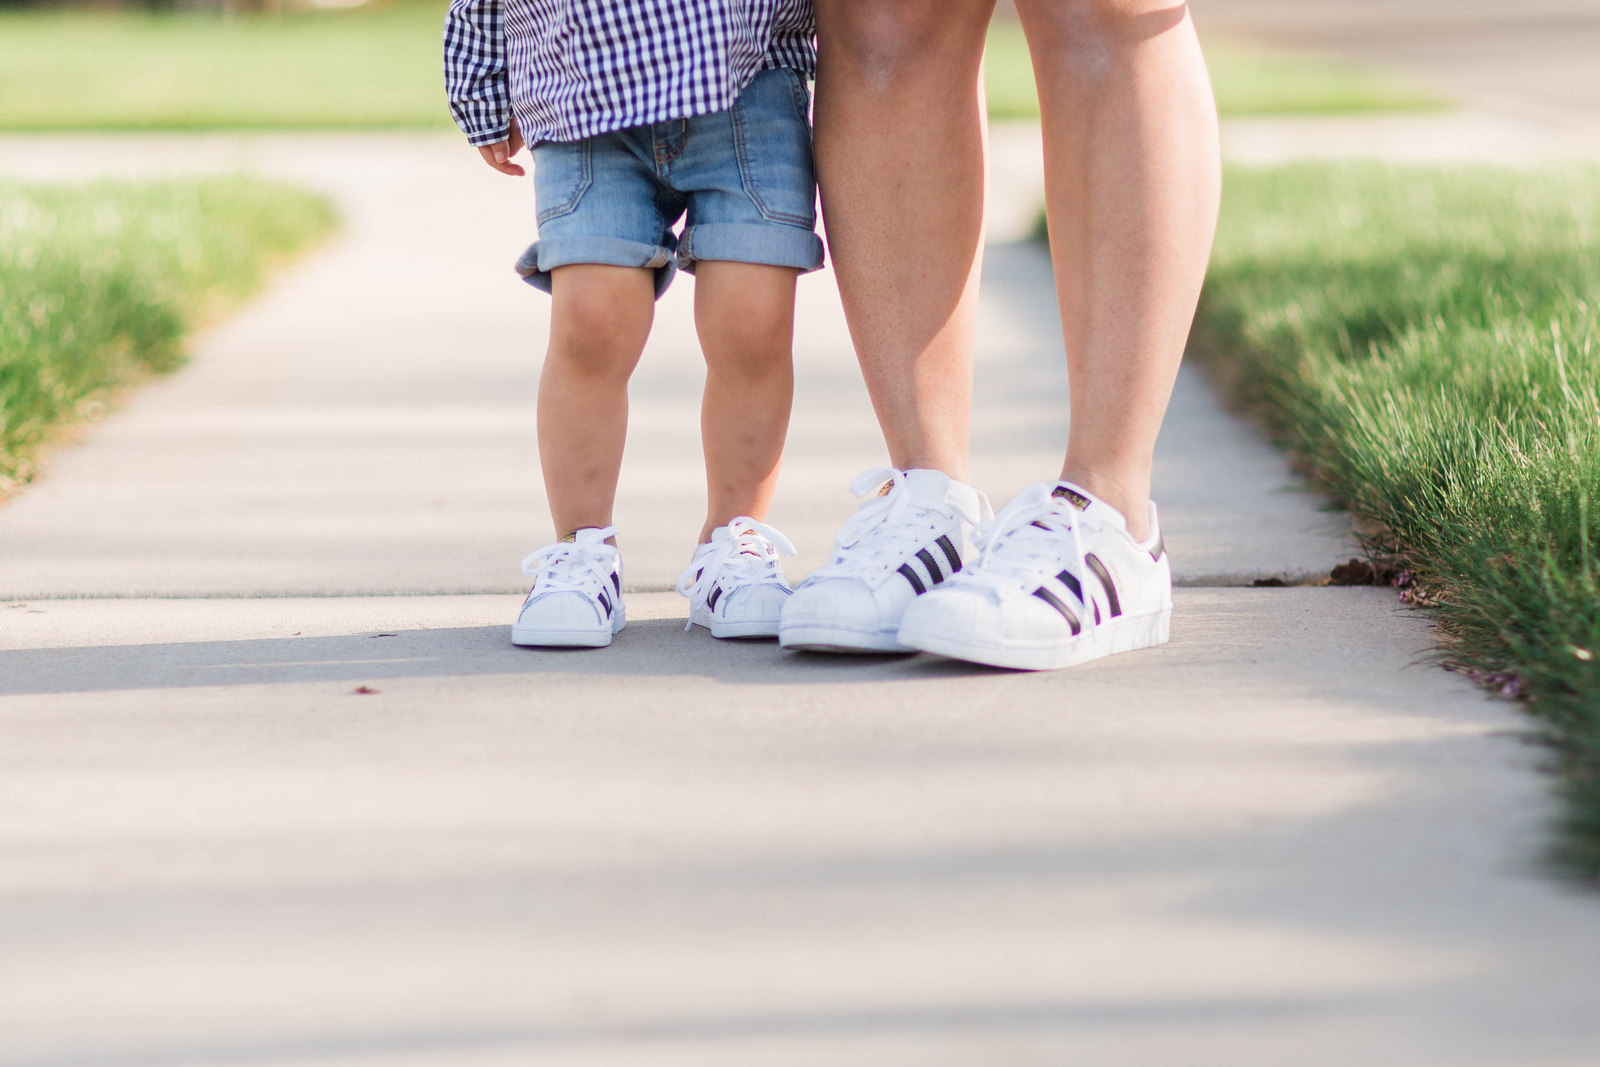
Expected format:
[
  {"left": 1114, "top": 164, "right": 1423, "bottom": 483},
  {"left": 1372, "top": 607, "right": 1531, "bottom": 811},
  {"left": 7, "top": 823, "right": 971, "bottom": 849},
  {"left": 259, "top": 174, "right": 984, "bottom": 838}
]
[
  {"left": 476, "top": 144, "right": 526, "bottom": 176},
  {"left": 495, "top": 139, "right": 526, "bottom": 176}
]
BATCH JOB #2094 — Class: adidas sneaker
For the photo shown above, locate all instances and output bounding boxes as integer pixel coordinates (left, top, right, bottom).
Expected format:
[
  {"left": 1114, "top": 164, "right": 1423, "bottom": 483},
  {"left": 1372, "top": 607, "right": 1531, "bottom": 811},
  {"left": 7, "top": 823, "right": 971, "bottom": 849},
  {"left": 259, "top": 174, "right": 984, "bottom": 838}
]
[
  {"left": 778, "top": 468, "right": 990, "bottom": 652},
  {"left": 677, "top": 517, "right": 796, "bottom": 638},
  {"left": 897, "top": 481, "right": 1171, "bottom": 670},
  {"left": 511, "top": 526, "right": 625, "bottom": 648}
]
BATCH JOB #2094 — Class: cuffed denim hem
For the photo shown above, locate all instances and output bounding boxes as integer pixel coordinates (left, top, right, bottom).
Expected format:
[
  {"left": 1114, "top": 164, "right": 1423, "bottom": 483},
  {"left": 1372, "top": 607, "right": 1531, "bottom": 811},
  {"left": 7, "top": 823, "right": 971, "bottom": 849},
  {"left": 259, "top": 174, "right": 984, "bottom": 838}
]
[
  {"left": 676, "top": 223, "right": 824, "bottom": 275},
  {"left": 514, "top": 235, "right": 678, "bottom": 298}
]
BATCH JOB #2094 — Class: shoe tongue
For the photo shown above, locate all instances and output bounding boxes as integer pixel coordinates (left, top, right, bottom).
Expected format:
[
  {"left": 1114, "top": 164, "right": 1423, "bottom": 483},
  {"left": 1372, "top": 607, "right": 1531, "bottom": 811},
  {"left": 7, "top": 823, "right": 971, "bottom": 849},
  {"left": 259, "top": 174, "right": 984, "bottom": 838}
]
[
  {"left": 709, "top": 525, "right": 765, "bottom": 558},
  {"left": 901, "top": 468, "right": 950, "bottom": 503},
  {"left": 1050, "top": 483, "right": 1094, "bottom": 510},
  {"left": 1050, "top": 482, "right": 1126, "bottom": 530}
]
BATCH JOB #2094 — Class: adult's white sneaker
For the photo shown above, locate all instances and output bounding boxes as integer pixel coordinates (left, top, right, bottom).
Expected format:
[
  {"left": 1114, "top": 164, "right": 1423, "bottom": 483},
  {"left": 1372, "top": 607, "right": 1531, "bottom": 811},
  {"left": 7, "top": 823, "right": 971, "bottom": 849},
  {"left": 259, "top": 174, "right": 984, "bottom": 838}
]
[
  {"left": 778, "top": 468, "right": 990, "bottom": 653},
  {"left": 511, "top": 526, "right": 625, "bottom": 648},
  {"left": 897, "top": 481, "right": 1171, "bottom": 670},
  {"left": 677, "top": 517, "right": 797, "bottom": 638}
]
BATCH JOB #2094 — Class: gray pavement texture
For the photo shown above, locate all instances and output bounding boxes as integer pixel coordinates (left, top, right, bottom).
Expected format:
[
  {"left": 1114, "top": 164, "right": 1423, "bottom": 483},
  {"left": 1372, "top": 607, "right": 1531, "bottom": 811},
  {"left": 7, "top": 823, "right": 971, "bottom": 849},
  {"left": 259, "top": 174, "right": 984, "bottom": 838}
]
[
  {"left": 1197, "top": 0, "right": 1600, "bottom": 142},
  {"left": 2, "top": 590, "right": 1599, "bottom": 1067},
  {"left": 4, "top": 61, "right": 1600, "bottom": 1067}
]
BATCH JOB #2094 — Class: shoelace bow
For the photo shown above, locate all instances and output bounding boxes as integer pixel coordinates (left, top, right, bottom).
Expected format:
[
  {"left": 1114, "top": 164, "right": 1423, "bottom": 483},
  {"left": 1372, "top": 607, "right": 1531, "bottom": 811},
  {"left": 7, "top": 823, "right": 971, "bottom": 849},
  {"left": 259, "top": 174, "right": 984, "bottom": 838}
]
[
  {"left": 521, "top": 525, "right": 619, "bottom": 595},
  {"left": 675, "top": 517, "right": 796, "bottom": 631},
  {"left": 961, "top": 483, "right": 1100, "bottom": 624},
  {"left": 815, "top": 467, "right": 975, "bottom": 578}
]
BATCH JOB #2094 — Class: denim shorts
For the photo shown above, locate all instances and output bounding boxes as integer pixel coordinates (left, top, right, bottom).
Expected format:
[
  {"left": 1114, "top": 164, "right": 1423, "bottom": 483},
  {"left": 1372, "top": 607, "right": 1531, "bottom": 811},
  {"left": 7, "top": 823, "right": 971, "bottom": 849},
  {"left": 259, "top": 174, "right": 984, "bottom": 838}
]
[{"left": 516, "top": 68, "right": 824, "bottom": 298}]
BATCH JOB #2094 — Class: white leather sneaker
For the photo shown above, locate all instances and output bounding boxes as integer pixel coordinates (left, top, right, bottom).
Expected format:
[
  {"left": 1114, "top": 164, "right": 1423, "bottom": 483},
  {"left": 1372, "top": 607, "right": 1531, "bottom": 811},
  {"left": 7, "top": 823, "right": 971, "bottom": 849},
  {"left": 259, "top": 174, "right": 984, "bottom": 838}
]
[
  {"left": 779, "top": 468, "right": 990, "bottom": 653},
  {"left": 897, "top": 481, "right": 1171, "bottom": 670},
  {"left": 677, "top": 517, "right": 796, "bottom": 639},
  {"left": 511, "top": 526, "right": 625, "bottom": 648}
]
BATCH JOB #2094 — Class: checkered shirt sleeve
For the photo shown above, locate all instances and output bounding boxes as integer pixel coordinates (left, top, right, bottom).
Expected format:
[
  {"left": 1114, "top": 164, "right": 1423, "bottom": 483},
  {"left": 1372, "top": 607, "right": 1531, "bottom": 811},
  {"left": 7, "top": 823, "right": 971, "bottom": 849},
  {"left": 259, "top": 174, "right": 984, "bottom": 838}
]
[
  {"left": 443, "top": 0, "right": 514, "bottom": 147},
  {"left": 444, "top": 0, "right": 816, "bottom": 147}
]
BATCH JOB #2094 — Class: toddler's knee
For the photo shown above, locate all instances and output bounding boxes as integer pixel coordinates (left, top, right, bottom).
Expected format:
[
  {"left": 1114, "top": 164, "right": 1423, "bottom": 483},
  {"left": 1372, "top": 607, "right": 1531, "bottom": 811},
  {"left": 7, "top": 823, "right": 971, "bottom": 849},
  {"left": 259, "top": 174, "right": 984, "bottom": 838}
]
[
  {"left": 548, "top": 270, "right": 651, "bottom": 375},
  {"left": 704, "top": 315, "right": 793, "bottom": 379}
]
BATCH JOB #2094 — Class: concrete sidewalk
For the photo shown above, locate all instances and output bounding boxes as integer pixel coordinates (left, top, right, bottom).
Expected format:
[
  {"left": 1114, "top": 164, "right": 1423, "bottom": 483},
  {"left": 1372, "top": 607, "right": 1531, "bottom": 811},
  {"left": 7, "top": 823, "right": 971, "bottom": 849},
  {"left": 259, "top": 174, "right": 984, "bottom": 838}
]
[
  {"left": 2, "top": 127, "right": 1599, "bottom": 1065},
  {"left": 1198, "top": 0, "right": 1600, "bottom": 144},
  {"left": 4, "top": 589, "right": 1598, "bottom": 1067}
]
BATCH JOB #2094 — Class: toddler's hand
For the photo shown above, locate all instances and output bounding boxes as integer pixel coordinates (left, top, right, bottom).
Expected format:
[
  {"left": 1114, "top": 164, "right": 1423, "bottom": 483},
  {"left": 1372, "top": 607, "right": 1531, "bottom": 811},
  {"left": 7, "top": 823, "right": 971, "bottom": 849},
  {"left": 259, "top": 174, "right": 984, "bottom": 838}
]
[{"left": 477, "top": 122, "right": 527, "bottom": 176}]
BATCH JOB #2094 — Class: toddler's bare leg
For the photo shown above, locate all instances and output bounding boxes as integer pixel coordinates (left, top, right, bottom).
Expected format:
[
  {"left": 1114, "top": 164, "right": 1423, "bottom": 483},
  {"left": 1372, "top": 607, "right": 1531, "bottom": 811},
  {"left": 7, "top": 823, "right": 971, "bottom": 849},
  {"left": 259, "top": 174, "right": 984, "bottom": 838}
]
[
  {"left": 692, "top": 261, "right": 799, "bottom": 543},
  {"left": 538, "top": 265, "right": 656, "bottom": 539}
]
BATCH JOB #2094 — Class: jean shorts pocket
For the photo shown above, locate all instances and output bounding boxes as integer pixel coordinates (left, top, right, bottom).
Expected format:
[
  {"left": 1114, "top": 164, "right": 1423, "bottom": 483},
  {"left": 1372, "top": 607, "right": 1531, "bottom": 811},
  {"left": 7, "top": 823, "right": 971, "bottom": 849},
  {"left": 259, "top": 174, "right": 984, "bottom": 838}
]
[
  {"left": 533, "top": 139, "right": 593, "bottom": 225},
  {"left": 731, "top": 69, "right": 817, "bottom": 228}
]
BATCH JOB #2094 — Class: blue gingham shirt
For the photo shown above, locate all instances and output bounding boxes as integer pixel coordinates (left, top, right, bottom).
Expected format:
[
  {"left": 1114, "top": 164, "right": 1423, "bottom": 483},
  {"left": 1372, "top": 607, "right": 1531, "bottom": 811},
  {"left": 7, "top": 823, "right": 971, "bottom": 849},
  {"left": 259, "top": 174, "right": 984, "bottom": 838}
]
[{"left": 444, "top": 0, "right": 816, "bottom": 147}]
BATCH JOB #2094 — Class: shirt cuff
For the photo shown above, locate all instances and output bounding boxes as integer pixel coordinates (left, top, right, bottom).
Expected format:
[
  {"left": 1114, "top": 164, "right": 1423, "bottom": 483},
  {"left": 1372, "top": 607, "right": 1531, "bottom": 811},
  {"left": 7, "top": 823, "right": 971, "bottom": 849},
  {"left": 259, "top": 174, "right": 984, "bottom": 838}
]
[{"left": 464, "top": 124, "right": 514, "bottom": 148}]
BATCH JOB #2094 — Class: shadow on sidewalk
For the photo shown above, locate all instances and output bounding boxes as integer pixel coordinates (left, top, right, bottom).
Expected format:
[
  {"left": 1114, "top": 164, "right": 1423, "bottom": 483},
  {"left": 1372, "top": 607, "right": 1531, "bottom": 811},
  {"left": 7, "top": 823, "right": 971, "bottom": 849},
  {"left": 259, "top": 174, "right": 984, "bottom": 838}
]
[
  {"left": 0, "top": 618, "right": 1006, "bottom": 697},
  {"left": 0, "top": 994, "right": 1347, "bottom": 1067}
]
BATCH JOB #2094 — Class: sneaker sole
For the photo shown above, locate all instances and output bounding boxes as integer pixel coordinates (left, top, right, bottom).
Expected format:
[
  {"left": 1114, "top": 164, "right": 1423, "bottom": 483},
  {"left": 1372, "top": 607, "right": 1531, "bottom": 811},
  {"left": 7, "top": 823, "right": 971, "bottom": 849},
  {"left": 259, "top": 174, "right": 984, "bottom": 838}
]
[
  {"left": 685, "top": 607, "right": 782, "bottom": 640},
  {"left": 778, "top": 623, "right": 911, "bottom": 654},
  {"left": 899, "top": 607, "right": 1170, "bottom": 671},
  {"left": 708, "top": 619, "right": 781, "bottom": 639},
  {"left": 511, "top": 610, "right": 626, "bottom": 649}
]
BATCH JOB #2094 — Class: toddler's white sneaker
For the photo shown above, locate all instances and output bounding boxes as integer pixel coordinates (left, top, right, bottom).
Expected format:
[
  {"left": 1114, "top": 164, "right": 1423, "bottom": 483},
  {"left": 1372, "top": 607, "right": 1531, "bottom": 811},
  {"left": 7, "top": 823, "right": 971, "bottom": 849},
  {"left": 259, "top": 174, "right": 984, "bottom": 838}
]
[
  {"left": 677, "top": 517, "right": 796, "bottom": 638},
  {"left": 511, "top": 526, "right": 625, "bottom": 648},
  {"left": 779, "top": 468, "right": 990, "bottom": 652},
  {"left": 897, "top": 481, "right": 1171, "bottom": 670}
]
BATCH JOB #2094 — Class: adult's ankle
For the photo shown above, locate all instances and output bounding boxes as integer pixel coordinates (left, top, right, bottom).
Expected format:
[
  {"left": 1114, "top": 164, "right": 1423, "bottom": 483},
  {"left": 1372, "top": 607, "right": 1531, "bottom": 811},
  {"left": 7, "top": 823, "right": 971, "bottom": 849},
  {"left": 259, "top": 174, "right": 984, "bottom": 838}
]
[{"left": 1058, "top": 469, "right": 1151, "bottom": 541}]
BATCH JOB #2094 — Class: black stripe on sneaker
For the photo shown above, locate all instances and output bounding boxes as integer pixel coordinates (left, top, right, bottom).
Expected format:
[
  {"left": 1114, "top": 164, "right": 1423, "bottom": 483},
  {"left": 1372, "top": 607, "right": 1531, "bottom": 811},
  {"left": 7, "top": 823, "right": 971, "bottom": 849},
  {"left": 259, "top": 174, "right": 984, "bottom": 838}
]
[
  {"left": 598, "top": 590, "right": 612, "bottom": 616},
  {"left": 898, "top": 563, "right": 927, "bottom": 595},
  {"left": 708, "top": 584, "right": 723, "bottom": 611},
  {"left": 610, "top": 571, "right": 621, "bottom": 593},
  {"left": 1032, "top": 587, "right": 1082, "bottom": 635},
  {"left": 916, "top": 548, "right": 943, "bottom": 585},
  {"left": 936, "top": 535, "right": 962, "bottom": 573},
  {"left": 1056, "top": 569, "right": 1083, "bottom": 604},
  {"left": 1085, "top": 554, "right": 1122, "bottom": 617}
]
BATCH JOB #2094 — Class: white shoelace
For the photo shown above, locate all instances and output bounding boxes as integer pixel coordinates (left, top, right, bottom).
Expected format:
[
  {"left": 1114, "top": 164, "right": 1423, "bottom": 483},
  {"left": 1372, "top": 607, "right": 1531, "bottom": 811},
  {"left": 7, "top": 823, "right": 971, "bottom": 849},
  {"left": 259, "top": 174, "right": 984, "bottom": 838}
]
[
  {"left": 811, "top": 467, "right": 974, "bottom": 581},
  {"left": 675, "top": 517, "right": 796, "bottom": 631},
  {"left": 958, "top": 483, "right": 1098, "bottom": 624},
  {"left": 521, "top": 525, "right": 619, "bottom": 597}
]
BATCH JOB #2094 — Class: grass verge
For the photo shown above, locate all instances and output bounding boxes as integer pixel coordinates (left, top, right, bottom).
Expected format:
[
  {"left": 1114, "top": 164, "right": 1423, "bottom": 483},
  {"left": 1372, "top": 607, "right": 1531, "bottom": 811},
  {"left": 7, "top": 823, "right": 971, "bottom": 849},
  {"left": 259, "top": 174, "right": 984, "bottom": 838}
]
[
  {"left": 986, "top": 21, "right": 1450, "bottom": 120},
  {"left": 0, "top": 1, "right": 447, "bottom": 131},
  {"left": 0, "top": 177, "right": 337, "bottom": 489},
  {"left": 1193, "top": 163, "right": 1600, "bottom": 878},
  {"left": 0, "top": 5, "right": 1446, "bottom": 131}
]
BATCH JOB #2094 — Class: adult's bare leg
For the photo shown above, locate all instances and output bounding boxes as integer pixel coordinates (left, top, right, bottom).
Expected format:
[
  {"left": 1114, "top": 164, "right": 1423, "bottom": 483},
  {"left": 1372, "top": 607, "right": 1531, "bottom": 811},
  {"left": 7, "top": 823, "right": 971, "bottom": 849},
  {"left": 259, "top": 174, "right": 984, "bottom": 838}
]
[
  {"left": 812, "top": 0, "right": 996, "bottom": 481},
  {"left": 1015, "top": 0, "right": 1221, "bottom": 539}
]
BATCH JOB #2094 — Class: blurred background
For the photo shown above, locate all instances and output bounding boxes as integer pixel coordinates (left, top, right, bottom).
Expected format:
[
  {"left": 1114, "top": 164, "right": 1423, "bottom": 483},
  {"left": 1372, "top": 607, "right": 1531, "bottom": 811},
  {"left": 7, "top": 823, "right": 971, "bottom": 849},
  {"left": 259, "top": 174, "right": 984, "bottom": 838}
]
[
  {"left": 6, "top": 4, "right": 1600, "bottom": 1066},
  {"left": 0, "top": 0, "right": 1487, "bottom": 133}
]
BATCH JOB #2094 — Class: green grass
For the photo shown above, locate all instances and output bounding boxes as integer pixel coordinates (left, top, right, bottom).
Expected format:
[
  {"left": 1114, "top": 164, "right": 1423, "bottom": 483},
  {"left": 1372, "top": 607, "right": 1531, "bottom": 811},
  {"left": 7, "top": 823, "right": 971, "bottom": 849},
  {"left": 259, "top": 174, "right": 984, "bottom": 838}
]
[
  {"left": 0, "top": 1, "right": 450, "bottom": 130},
  {"left": 0, "top": 178, "right": 336, "bottom": 488},
  {"left": 985, "top": 21, "right": 1451, "bottom": 120},
  {"left": 1194, "top": 163, "right": 1600, "bottom": 878},
  {"left": 0, "top": 5, "right": 1447, "bottom": 131}
]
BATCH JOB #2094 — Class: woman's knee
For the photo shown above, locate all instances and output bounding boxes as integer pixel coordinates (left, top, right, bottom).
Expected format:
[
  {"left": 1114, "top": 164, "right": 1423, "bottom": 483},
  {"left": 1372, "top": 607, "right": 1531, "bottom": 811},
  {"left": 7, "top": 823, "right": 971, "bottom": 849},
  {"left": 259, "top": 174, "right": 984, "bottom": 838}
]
[
  {"left": 816, "top": 0, "right": 992, "bottom": 83},
  {"left": 1016, "top": 0, "right": 1192, "bottom": 53}
]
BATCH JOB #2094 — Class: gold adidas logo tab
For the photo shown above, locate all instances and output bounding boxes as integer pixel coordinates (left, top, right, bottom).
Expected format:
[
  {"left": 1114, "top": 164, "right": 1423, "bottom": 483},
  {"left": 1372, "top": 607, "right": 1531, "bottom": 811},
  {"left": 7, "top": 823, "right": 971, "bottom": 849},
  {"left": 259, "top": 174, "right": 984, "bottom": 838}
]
[{"left": 1051, "top": 485, "right": 1092, "bottom": 510}]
